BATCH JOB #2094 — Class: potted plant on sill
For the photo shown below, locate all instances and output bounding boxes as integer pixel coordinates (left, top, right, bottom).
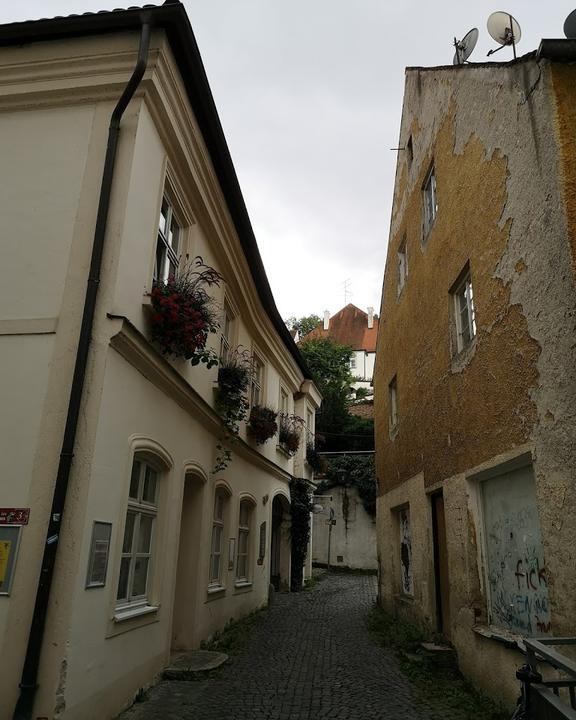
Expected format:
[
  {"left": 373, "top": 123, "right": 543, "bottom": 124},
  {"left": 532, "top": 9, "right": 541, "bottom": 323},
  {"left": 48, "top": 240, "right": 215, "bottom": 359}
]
[
  {"left": 247, "top": 405, "right": 278, "bottom": 445},
  {"left": 278, "top": 413, "right": 304, "bottom": 455},
  {"left": 149, "top": 256, "right": 222, "bottom": 367}
]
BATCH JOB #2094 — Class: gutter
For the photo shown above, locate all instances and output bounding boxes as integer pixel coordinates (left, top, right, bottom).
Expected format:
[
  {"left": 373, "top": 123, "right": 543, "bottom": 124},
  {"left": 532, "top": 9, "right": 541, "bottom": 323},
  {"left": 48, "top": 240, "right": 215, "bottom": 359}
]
[{"left": 12, "top": 18, "right": 152, "bottom": 720}]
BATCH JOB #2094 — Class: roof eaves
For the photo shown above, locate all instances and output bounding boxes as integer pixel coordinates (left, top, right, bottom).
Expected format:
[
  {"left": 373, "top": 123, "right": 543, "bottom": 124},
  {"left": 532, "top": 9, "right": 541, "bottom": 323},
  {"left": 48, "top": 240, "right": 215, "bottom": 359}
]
[{"left": 0, "top": 2, "right": 312, "bottom": 380}]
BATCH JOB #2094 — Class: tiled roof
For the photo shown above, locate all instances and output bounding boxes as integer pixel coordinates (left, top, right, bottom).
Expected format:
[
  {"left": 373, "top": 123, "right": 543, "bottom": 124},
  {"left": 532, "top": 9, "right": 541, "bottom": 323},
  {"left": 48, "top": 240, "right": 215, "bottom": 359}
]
[{"left": 304, "top": 304, "right": 378, "bottom": 352}]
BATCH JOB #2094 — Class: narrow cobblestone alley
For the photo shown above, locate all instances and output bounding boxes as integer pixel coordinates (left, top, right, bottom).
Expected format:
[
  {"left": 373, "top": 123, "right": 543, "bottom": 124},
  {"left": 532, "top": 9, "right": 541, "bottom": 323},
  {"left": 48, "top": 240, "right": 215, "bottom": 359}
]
[{"left": 120, "top": 574, "right": 435, "bottom": 720}]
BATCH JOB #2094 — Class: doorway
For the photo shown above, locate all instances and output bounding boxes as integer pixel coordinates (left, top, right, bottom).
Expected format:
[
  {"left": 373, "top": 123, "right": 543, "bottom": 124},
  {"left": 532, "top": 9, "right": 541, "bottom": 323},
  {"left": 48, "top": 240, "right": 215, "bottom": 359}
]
[
  {"left": 431, "top": 490, "right": 451, "bottom": 638},
  {"left": 171, "top": 472, "right": 205, "bottom": 650},
  {"left": 270, "top": 494, "right": 291, "bottom": 591}
]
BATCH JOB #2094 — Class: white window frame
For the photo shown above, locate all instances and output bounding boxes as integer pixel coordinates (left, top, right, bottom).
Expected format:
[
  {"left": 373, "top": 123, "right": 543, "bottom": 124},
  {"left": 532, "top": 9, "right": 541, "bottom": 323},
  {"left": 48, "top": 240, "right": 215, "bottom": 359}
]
[
  {"left": 389, "top": 376, "right": 398, "bottom": 433},
  {"left": 154, "top": 195, "right": 181, "bottom": 283},
  {"left": 279, "top": 385, "right": 289, "bottom": 416},
  {"left": 422, "top": 165, "right": 437, "bottom": 239},
  {"left": 116, "top": 458, "right": 159, "bottom": 611},
  {"left": 220, "top": 303, "right": 233, "bottom": 363},
  {"left": 250, "top": 354, "right": 264, "bottom": 408},
  {"left": 236, "top": 499, "right": 254, "bottom": 584},
  {"left": 397, "top": 238, "right": 408, "bottom": 294},
  {"left": 209, "top": 489, "right": 228, "bottom": 588},
  {"left": 452, "top": 271, "right": 477, "bottom": 353}
]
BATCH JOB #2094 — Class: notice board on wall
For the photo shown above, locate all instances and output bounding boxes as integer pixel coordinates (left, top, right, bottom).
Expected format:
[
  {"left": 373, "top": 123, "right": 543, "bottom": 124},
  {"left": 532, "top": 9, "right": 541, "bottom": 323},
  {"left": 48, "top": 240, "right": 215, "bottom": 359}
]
[
  {"left": 0, "top": 525, "right": 22, "bottom": 595},
  {"left": 482, "top": 465, "right": 551, "bottom": 636}
]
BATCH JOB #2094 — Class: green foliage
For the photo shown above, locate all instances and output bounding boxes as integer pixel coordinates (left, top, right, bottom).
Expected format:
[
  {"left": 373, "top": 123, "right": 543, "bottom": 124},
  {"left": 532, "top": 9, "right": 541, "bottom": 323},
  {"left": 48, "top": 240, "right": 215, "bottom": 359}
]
[
  {"left": 367, "top": 606, "right": 508, "bottom": 720},
  {"left": 318, "top": 454, "right": 376, "bottom": 516},
  {"left": 285, "top": 314, "right": 321, "bottom": 338},
  {"left": 213, "top": 348, "right": 251, "bottom": 473},
  {"left": 279, "top": 413, "right": 304, "bottom": 454},
  {"left": 289, "top": 478, "right": 312, "bottom": 592}
]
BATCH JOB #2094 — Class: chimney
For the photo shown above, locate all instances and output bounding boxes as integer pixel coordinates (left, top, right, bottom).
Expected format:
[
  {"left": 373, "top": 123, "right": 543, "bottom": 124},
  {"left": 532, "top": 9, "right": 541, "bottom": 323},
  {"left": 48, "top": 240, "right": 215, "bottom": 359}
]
[
  {"left": 367, "top": 307, "right": 374, "bottom": 329},
  {"left": 323, "top": 310, "right": 330, "bottom": 330}
]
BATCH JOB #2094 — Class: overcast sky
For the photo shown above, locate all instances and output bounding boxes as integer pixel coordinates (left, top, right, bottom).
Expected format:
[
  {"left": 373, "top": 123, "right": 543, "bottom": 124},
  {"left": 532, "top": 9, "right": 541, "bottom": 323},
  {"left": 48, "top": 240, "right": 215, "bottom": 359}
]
[{"left": 2, "top": 1, "right": 574, "bottom": 320}]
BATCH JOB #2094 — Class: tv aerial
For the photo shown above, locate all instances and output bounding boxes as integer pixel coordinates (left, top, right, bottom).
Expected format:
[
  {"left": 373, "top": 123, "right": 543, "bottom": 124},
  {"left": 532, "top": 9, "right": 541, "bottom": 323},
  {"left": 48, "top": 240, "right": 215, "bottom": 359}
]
[
  {"left": 564, "top": 9, "right": 576, "bottom": 38},
  {"left": 453, "top": 28, "right": 479, "bottom": 65},
  {"left": 487, "top": 11, "right": 521, "bottom": 59}
]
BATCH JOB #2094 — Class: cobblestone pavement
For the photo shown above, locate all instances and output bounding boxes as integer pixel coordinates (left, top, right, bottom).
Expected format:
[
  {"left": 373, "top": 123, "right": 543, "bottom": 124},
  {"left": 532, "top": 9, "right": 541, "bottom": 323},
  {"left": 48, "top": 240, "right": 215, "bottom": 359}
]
[{"left": 120, "top": 574, "right": 430, "bottom": 720}]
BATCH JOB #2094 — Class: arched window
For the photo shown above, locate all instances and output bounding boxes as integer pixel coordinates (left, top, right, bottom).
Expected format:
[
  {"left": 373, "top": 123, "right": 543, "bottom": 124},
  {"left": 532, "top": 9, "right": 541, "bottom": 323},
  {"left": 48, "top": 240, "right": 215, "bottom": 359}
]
[
  {"left": 117, "top": 456, "right": 160, "bottom": 608},
  {"left": 236, "top": 499, "right": 254, "bottom": 583}
]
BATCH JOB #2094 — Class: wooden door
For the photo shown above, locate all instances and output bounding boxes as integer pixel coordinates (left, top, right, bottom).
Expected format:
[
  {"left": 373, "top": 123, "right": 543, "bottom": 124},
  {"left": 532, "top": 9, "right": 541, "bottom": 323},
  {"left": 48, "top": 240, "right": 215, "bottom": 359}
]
[{"left": 432, "top": 492, "right": 451, "bottom": 638}]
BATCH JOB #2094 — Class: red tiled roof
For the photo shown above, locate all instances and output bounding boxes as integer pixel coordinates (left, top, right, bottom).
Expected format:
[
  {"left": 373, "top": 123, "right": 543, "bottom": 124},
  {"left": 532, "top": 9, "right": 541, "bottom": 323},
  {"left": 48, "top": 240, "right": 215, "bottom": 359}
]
[{"left": 303, "top": 304, "right": 378, "bottom": 351}]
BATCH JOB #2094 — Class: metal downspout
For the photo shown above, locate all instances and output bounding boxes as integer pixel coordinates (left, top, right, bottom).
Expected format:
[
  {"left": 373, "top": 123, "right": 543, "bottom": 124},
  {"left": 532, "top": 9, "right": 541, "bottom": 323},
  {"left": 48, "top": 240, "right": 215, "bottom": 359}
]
[{"left": 13, "top": 19, "right": 151, "bottom": 720}]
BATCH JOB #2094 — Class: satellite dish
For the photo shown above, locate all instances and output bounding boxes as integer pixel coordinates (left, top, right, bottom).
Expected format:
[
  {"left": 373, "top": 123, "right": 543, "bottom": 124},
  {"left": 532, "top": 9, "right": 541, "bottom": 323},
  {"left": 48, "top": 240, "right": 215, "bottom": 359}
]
[
  {"left": 453, "top": 28, "right": 479, "bottom": 65},
  {"left": 487, "top": 11, "right": 521, "bottom": 59},
  {"left": 564, "top": 9, "right": 576, "bottom": 38}
]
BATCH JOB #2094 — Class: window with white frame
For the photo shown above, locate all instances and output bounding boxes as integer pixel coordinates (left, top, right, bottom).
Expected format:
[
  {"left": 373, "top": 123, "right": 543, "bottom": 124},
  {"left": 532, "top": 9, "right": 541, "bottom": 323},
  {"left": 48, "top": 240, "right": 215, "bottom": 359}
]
[
  {"left": 250, "top": 355, "right": 264, "bottom": 408},
  {"left": 389, "top": 376, "right": 398, "bottom": 432},
  {"left": 452, "top": 270, "right": 476, "bottom": 353},
  {"left": 154, "top": 196, "right": 181, "bottom": 283},
  {"left": 236, "top": 499, "right": 254, "bottom": 582},
  {"left": 279, "top": 386, "right": 289, "bottom": 415},
  {"left": 422, "top": 165, "right": 437, "bottom": 239},
  {"left": 306, "top": 408, "right": 314, "bottom": 446},
  {"left": 209, "top": 490, "right": 228, "bottom": 587},
  {"left": 117, "top": 458, "right": 159, "bottom": 607},
  {"left": 397, "top": 238, "right": 408, "bottom": 294},
  {"left": 220, "top": 303, "right": 233, "bottom": 362},
  {"left": 350, "top": 355, "right": 357, "bottom": 370}
]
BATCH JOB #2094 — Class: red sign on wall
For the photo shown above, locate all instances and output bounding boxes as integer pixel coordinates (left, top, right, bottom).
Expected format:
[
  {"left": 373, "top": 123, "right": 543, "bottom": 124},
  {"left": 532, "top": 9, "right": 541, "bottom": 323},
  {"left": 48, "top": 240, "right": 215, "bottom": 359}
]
[{"left": 0, "top": 508, "right": 29, "bottom": 525}]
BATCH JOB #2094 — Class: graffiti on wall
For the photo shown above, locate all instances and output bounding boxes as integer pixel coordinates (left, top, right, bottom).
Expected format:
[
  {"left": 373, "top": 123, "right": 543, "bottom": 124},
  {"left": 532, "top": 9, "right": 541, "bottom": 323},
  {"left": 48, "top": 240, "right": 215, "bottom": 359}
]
[
  {"left": 483, "top": 466, "right": 551, "bottom": 636},
  {"left": 399, "top": 507, "right": 413, "bottom": 595}
]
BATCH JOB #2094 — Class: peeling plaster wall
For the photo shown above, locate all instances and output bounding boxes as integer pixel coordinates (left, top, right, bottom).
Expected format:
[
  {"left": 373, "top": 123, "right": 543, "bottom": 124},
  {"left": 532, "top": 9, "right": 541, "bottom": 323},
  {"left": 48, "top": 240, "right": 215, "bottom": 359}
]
[{"left": 375, "top": 57, "right": 576, "bottom": 707}]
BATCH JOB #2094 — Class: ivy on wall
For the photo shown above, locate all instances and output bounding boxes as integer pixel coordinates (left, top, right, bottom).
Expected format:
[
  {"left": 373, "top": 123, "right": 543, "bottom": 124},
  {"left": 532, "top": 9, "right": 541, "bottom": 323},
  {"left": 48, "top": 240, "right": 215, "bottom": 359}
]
[
  {"left": 317, "top": 454, "right": 376, "bottom": 517},
  {"left": 289, "top": 477, "right": 312, "bottom": 592}
]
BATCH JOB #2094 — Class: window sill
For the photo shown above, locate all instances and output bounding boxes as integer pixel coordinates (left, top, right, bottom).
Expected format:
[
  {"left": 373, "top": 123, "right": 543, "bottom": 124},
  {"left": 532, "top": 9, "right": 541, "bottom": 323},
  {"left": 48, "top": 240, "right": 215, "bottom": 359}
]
[
  {"left": 472, "top": 624, "right": 525, "bottom": 651},
  {"left": 234, "top": 580, "right": 253, "bottom": 593},
  {"left": 206, "top": 585, "right": 226, "bottom": 600},
  {"left": 114, "top": 603, "right": 159, "bottom": 623},
  {"left": 276, "top": 444, "right": 293, "bottom": 458},
  {"left": 451, "top": 337, "right": 477, "bottom": 374}
]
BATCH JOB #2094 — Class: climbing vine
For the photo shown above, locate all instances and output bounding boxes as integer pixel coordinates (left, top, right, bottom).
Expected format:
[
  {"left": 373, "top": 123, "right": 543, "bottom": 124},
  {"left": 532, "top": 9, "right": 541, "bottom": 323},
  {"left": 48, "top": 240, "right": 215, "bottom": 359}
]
[
  {"left": 317, "top": 453, "right": 376, "bottom": 517},
  {"left": 289, "top": 478, "right": 312, "bottom": 592}
]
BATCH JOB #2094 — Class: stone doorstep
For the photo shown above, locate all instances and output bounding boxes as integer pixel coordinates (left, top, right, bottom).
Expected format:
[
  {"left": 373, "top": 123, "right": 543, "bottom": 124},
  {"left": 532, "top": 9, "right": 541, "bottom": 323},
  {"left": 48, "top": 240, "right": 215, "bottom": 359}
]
[
  {"left": 163, "top": 650, "right": 229, "bottom": 680},
  {"left": 419, "top": 642, "right": 456, "bottom": 667}
]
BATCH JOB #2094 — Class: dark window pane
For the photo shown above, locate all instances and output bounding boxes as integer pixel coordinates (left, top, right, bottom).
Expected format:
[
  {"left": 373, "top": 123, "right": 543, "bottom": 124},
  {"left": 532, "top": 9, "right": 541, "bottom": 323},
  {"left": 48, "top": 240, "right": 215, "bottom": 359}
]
[
  {"left": 138, "top": 514, "right": 154, "bottom": 554},
  {"left": 122, "top": 512, "right": 136, "bottom": 553},
  {"left": 129, "top": 461, "right": 140, "bottom": 499},
  {"left": 132, "top": 557, "right": 149, "bottom": 597},
  {"left": 143, "top": 466, "right": 157, "bottom": 504},
  {"left": 117, "top": 557, "right": 131, "bottom": 600}
]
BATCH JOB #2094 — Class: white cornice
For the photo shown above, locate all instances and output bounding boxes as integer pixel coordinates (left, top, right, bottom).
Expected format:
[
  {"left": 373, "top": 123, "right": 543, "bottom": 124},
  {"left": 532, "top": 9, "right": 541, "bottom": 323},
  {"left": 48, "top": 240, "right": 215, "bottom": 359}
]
[{"left": 108, "top": 316, "right": 292, "bottom": 483}]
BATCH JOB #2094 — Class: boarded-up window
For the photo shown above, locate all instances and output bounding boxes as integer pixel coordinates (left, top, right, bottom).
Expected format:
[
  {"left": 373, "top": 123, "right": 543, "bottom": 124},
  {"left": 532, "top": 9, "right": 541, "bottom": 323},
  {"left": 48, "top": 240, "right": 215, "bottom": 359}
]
[
  {"left": 482, "top": 464, "right": 550, "bottom": 635},
  {"left": 399, "top": 507, "right": 413, "bottom": 595}
]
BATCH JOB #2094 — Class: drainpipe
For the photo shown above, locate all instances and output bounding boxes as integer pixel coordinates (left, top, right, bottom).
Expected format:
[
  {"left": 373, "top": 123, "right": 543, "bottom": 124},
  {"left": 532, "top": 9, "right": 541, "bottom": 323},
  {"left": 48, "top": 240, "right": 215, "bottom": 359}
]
[{"left": 13, "top": 20, "right": 151, "bottom": 720}]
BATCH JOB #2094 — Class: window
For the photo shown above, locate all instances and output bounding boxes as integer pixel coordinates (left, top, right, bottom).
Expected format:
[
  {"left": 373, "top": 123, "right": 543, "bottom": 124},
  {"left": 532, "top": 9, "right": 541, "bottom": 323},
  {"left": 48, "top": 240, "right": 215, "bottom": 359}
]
[
  {"left": 397, "top": 238, "right": 408, "bottom": 294},
  {"left": 306, "top": 409, "right": 314, "bottom": 446},
  {"left": 452, "top": 270, "right": 476, "bottom": 353},
  {"left": 236, "top": 500, "right": 254, "bottom": 582},
  {"left": 250, "top": 356, "right": 264, "bottom": 408},
  {"left": 220, "top": 304, "right": 233, "bottom": 362},
  {"left": 480, "top": 463, "right": 550, "bottom": 635},
  {"left": 388, "top": 376, "right": 398, "bottom": 432},
  {"left": 422, "top": 165, "right": 437, "bottom": 238},
  {"left": 117, "top": 458, "right": 158, "bottom": 607},
  {"left": 350, "top": 355, "right": 357, "bottom": 370},
  {"left": 279, "top": 386, "right": 289, "bottom": 415},
  {"left": 154, "top": 196, "right": 180, "bottom": 283},
  {"left": 406, "top": 135, "right": 413, "bottom": 166},
  {"left": 209, "top": 490, "right": 228, "bottom": 587},
  {"left": 399, "top": 507, "right": 413, "bottom": 596}
]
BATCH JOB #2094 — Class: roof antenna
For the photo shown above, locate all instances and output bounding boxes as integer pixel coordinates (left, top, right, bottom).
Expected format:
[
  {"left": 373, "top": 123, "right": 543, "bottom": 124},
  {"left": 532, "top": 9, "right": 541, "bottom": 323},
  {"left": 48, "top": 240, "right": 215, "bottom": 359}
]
[
  {"left": 487, "top": 11, "right": 521, "bottom": 60},
  {"left": 453, "top": 28, "right": 479, "bottom": 65}
]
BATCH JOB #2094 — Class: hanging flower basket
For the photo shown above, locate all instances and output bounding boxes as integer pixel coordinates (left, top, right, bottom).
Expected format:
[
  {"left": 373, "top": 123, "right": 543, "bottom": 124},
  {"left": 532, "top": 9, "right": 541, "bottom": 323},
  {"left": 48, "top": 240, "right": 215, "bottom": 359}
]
[
  {"left": 213, "top": 348, "right": 252, "bottom": 473},
  {"left": 306, "top": 442, "right": 325, "bottom": 474},
  {"left": 247, "top": 405, "right": 278, "bottom": 445},
  {"left": 150, "top": 257, "right": 222, "bottom": 367},
  {"left": 278, "top": 413, "right": 304, "bottom": 455}
]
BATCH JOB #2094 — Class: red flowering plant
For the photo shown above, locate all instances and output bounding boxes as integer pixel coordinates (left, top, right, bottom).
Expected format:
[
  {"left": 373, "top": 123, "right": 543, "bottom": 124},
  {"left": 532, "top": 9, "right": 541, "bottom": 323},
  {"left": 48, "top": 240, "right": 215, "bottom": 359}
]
[{"left": 150, "top": 257, "right": 222, "bottom": 367}]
